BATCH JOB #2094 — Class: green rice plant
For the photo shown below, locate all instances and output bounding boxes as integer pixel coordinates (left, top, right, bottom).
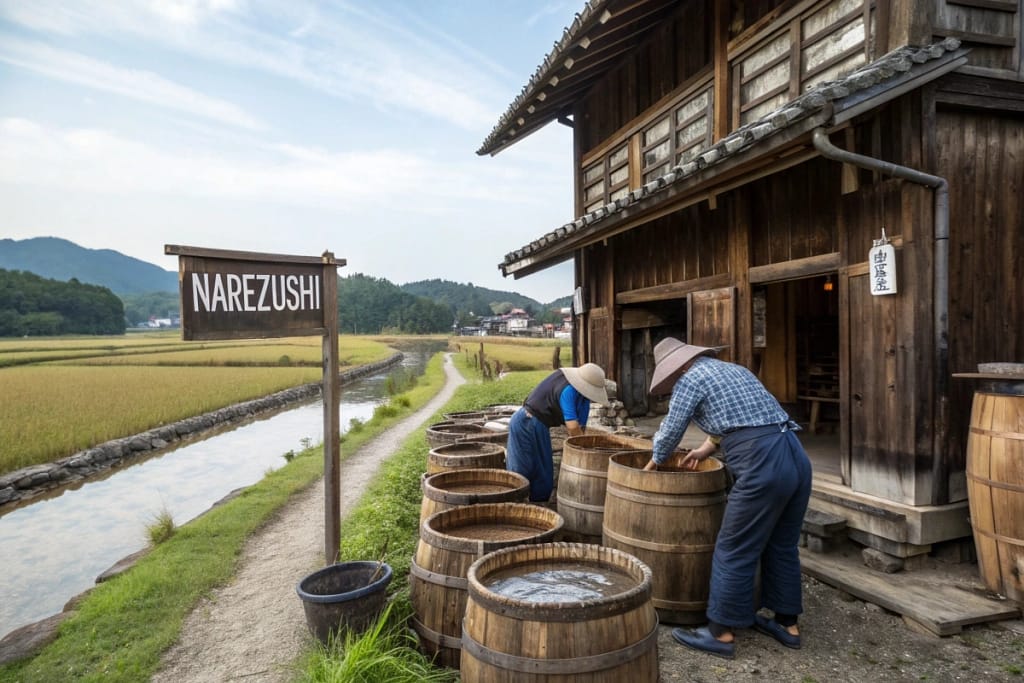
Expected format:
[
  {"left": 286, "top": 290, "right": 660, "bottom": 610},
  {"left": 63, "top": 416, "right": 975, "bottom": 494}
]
[
  {"left": 373, "top": 403, "right": 399, "bottom": 420},
  {"left": 0, "top": 365, "right": 323, "bottom": 475}
]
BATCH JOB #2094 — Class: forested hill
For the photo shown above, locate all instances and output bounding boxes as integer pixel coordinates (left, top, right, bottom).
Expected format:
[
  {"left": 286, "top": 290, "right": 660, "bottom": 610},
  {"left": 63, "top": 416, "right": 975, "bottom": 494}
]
[
  {"left": 0, "top": 269, "right": 125, "bottom": 336},
  {"left": 0, "top": 237, "right": 177, "bottom": 295},
  {"left": 400, "top": 278, "right": 570, "bottom": 313}
]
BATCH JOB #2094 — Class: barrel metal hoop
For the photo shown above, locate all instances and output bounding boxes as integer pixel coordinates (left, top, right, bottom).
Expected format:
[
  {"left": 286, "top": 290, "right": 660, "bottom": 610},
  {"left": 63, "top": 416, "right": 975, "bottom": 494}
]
[
  {"left": 409, "top": 560, "right": 468, "bottom": 590},
  {"left": 971, "top": 526, "right": 1024, "bottom": 548},
  {"left": 966, "top": 472, "right": 1024, "bottom": 494},
  {"left": 560, "top": 462, "right": 608, "bottom": 479},
  {"left": 461, "top": 621, "right": 658, "bottom": 674},
  {"left": 412, "top": 618, "right": 463, "bottom": 649},
  {"left": 652, "top": 597, "right": 707, "bottom": 611},
  {"left": 602, "top": 526, "right": 716, "bottom": 554},
  {"left": 606, "top": 482, "right": 727, "bottom": 507},
  {"left": 969, "top": 426, "right": 1024, "bottom": 441},
  {"left": 554, "top": 495, "right": 605, "bottom": 514}
]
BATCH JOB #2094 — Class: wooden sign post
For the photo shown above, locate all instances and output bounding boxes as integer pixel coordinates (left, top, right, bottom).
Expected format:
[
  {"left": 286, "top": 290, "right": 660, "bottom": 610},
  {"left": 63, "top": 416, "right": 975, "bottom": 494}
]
[{"left": 165, "top": 245, "right": 346, "bottom": 564}]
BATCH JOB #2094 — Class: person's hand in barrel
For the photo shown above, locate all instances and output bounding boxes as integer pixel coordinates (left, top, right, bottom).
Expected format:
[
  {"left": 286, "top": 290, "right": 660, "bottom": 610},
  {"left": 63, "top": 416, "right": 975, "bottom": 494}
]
[{"left": 680, "top": 436, "right": 718, "bottom": 471}]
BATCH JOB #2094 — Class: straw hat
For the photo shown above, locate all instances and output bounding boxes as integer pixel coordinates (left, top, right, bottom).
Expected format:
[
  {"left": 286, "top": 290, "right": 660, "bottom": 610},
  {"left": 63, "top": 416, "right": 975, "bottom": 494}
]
[
  {"left": 561, "top": 363, "right": 610, "bottom": 406},
  {"left": 648, "top": 338, "right": 719, "bottom": 396}
]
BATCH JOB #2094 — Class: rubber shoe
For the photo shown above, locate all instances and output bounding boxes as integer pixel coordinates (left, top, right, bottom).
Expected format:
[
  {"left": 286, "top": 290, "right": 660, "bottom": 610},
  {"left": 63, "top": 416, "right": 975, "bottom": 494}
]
[
  {"left": 671, "top": 626, "right": 736, "bottom": 659},
  {"left": 753, "top": 614, "right": 801, "bottom": 649}
]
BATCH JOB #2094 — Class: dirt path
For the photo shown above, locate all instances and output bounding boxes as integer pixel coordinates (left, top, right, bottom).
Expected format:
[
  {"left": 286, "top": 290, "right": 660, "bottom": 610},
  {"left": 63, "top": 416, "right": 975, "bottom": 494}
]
[{"left": 152, "top": 354, "right": 465, "bottom": 683}]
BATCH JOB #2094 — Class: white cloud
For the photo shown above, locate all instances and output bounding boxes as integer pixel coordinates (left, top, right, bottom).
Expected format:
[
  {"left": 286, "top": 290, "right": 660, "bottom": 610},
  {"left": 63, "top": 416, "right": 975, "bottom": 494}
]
[
  {"left": 0, "top": 117, "right": 565, "bottom": 210},
  {"left": 0, "top": 0, "right": 508, "bottom": 132},
  {"left": 0, "top": 37, "right": 265, "bottom": 131}
]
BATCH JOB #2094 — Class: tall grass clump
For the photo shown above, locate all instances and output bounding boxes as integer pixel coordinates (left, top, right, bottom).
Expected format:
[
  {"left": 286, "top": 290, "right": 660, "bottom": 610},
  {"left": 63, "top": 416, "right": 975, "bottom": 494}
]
[
  {"left": 384, "top": 367, "right": 418, "bottom": 395},
  {"left": 296, "top": 602, "right": 456, "bottom": 683},
  {"left": 146, "top": 506, "right": 176, "bottom": 546}
]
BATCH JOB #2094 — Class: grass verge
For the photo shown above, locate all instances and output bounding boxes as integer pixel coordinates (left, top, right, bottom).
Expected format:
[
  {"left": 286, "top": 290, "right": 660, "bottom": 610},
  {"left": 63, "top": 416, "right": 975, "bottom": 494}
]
[
  {"left": 296, "top": 369, "right": 546, "bottom": 682},
  {"left": 0, "top": 352, "right": 448, "bottom": 683}
]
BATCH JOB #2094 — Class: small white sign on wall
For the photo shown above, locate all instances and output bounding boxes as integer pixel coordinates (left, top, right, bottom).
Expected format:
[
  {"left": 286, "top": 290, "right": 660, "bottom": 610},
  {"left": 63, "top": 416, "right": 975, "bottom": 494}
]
[{"left": 869, "top": 232, "right": 898, "bottom": 296}]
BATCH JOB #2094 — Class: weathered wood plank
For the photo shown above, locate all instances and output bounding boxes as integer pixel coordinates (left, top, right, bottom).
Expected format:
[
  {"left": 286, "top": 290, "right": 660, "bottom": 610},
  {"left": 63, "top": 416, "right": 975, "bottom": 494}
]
[{"left": 800, "top": 550, "right": 1021, "bottom": 636}]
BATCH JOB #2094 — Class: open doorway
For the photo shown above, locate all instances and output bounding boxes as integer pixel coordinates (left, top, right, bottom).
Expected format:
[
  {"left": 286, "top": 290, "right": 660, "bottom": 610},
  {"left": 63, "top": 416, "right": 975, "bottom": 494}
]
[
  {"left": 618, "top": 300, "right": 686, "bottom": 416},
  {"left": 756, "top": 274, "right": 841, "bottom": 479}
]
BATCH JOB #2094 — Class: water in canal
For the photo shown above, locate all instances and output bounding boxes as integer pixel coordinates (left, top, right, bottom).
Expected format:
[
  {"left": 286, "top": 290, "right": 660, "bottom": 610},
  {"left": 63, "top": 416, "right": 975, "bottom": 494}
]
[{"left": 0, "top": 343, "right": 443, "bottom": 640}]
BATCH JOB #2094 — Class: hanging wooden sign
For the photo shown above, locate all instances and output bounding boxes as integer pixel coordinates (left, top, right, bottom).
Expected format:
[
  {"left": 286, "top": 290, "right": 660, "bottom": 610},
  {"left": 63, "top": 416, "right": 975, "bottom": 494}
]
[{"left": 869, "top": 233, "right": 898, "bottom": 296}]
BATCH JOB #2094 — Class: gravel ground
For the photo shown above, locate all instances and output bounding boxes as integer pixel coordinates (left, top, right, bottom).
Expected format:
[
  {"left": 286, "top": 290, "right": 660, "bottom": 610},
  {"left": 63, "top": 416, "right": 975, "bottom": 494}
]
[
  {"left": 656, "top": 574, "right": 1024, "bottom": 682},
  {"left": 152, "top": 356, "right": 1024, "bottom": 681}
]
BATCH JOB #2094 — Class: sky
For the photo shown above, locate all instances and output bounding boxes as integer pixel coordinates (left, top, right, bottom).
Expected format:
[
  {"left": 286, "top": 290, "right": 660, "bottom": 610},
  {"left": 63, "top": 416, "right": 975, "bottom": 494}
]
[{"left": 0, "top": 0, "right": 580, "bottom": 303}]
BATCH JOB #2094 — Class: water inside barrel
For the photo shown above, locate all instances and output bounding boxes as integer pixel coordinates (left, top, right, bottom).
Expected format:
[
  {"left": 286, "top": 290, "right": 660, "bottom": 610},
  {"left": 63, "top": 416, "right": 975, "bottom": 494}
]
[
  {"left": 441, "top": 483, "right": 512, "bottom": 494},
  {"left": 445, "top": 523, "right": 542, "bottom": 541},
  {"left": 484, "top": 561, "right": 636, "bottom": 602}
]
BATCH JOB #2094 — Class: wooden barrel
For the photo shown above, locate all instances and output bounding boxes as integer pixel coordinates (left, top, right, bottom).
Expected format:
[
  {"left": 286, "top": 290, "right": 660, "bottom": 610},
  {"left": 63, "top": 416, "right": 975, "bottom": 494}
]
[
  {"left": 426, "top": 421, "right": 495, "bottom": 448},
  {"left": 555, "top": 433, "right": 653, "bottom": 541},
  {"left": 602, "top": 449, "right": 728, "bottom": 624},
  {"left": 420, "top": 468, "right": 531, "bottom": 524},
  {"left": 965, "top": 389, "right": 1024, "bottom": 604},
  {"left": 461, "top": 542, "right": 659, "bottom": 682},
  {"left": 410, "top": 503, "right": 564, "bottom": 668},
  {"left": 464, "top": 430, "right": 509, "bottom": 449},
  {"left": 443, "top": 410, "right": 488, "bottom": 424},
  {"left": 428, "top": 441, "right": 506, "bottom": 474}
]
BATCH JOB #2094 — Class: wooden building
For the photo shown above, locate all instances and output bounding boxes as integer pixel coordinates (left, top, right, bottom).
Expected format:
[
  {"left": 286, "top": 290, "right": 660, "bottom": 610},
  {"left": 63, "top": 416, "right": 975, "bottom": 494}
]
[{"left": 481, "top": 0, "right": 1024, "bottom": 558}]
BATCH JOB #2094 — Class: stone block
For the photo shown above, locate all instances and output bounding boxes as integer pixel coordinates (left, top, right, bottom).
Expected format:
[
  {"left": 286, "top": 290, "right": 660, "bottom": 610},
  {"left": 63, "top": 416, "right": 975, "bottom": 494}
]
[{"left": 862, "top": 547, "right": 904, "bottom": 574}]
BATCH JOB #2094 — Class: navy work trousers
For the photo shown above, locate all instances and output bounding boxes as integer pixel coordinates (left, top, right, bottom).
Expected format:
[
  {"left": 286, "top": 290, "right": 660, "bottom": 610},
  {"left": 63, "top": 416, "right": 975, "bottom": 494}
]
[
  {"left": 708, "top": 424, "right": 813, "bottom": 627},
  {"left": 505, "top": 408, "right": 554, "bottom": 502}
]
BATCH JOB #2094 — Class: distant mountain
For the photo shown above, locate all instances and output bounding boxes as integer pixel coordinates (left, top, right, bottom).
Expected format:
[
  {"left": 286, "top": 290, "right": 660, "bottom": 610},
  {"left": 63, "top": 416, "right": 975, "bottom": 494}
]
[
  {"left": 400, "top": 278, "right": 568, "bottom": 314},
  {"left": 0, "top": 237, "right": 177, "bottom": 295}
]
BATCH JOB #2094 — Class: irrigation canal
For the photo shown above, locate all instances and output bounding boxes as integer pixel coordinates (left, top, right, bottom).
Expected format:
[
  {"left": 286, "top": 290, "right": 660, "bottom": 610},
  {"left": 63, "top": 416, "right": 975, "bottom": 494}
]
[{"left": 0, "top": 342, "right": 442, "bottom": 640}]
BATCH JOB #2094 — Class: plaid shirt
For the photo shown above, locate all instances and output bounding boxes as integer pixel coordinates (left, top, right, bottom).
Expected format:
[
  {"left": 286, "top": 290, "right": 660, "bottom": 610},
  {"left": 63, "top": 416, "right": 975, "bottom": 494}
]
[{"left": 652, "top": 356, "right": 795, "bottom": 464}]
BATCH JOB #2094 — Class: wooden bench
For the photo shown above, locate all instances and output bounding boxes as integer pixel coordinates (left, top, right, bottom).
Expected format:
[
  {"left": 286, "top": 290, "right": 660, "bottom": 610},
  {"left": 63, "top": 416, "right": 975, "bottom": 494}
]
[{"left": 797, "top": 395, "right": 839, "bottom": 434}]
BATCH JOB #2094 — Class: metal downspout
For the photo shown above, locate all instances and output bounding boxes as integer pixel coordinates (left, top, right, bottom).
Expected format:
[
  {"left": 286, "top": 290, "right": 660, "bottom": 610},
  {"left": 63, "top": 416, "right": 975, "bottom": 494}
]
[{"left": 811, "top": 128, "right": 951, "bottom": 503}]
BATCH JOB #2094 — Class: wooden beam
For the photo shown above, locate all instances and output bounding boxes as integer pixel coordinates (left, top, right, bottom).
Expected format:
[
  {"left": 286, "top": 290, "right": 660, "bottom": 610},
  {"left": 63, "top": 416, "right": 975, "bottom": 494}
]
[
  {"left": 616, "top": 272, "right": 732, "bottom": 305},
  {"left": 713, "top": 0, "right": 730, "bottom": 141},
  {"left": 748, "top": 252, "right": 841, "bottom": 284},
  {"left": 885, "top": 0, "right": 932, "bottom": 48}
]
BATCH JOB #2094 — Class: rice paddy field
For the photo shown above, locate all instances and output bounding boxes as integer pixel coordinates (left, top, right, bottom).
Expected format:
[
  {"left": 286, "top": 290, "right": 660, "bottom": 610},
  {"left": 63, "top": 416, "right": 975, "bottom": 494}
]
[
  {"left": 0, "top": 332, "right": 393, "bottom": 475},
  {"left": 448, "top": 335, "right": 571, "bottom": 373}
]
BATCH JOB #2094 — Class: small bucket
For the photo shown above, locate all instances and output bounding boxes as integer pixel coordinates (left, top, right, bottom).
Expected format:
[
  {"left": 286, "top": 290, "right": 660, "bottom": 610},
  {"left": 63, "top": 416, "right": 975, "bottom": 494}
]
[{"left": 296, "top": 561, "right": 393, "bottom": 643}]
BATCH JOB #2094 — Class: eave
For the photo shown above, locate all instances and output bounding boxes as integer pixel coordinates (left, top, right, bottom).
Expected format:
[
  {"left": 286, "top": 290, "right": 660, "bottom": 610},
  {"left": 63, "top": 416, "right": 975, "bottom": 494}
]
[{"left": 477, "top": 0, "right": 681, "bottom": 157}]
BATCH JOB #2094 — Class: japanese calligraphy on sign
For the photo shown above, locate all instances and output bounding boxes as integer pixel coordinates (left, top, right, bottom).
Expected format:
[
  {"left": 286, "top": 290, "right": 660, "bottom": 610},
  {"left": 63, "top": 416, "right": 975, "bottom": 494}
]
[{"left": 869, "top": 237, "right": 898, "bottom": 296}]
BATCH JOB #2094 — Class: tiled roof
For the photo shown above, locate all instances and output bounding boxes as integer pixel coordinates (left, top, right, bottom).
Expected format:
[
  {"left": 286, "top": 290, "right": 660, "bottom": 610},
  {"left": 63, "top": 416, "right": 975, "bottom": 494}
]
[
  {"left": 477, "top": 0, "right": 679, "bottom": 156},
  {"left": 499, "top": 38, "right": 964, "bottom": 275}
]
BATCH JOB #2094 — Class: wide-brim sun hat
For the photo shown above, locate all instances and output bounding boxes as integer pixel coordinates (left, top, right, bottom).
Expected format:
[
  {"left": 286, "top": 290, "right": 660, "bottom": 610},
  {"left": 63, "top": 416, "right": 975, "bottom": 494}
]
[
  {"left": 561, "top": 363, "right": 610, "bottom": 406},
  {"left": 648, "top": 338, "right": 719, "bottom": 396}
]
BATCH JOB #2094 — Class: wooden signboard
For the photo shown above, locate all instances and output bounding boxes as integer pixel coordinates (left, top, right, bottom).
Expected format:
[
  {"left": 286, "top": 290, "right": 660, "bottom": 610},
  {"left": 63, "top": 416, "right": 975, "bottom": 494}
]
[{"left": 166, "top": 245, "right": 346, "bottom": 564}]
